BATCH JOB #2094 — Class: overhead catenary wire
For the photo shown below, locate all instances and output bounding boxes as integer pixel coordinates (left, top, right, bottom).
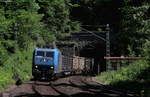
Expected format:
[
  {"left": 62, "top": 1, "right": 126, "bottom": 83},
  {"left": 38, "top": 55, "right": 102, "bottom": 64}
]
[
  {"left": 81, "top": 27, "right": 107, "bottom": 42},
  {"left": 81, "top": 25, "right": 111, "bottom": 72},
  {"left": 81, "top": 25, "right": 108, "bottom": 27}
]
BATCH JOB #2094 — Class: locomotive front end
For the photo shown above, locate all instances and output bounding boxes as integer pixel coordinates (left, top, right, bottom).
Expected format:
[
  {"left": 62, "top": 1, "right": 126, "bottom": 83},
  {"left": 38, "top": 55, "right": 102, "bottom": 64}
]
[{"left": 32, "top": 48, "right": 55, "bottom": 80}]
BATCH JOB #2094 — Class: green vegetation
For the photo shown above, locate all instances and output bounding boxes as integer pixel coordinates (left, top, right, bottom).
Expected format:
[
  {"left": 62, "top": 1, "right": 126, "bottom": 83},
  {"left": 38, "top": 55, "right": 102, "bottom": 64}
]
[
  {"left": 96, "top": 60, "right": 150, "bottom": 96},
  {"left": 0, "top": 0, "right": 46, "bottom": 90},
  {"left": 118, "top": 0, "right": 150, "bottom": 55},
  {"left": 96, "top": 60, "right": 149, "bottom": 84},
  {"left": 0, "top": 0, "right": 149, "bottom": 95},
  {"left": 0, "top": 0, "right": 79, "bottom": 91},
  {"left": 0, "top": 44, "right": 33, "bottom": 91},
  {"left": 95, "top": 0, "right": 150, "bottom": 96}
]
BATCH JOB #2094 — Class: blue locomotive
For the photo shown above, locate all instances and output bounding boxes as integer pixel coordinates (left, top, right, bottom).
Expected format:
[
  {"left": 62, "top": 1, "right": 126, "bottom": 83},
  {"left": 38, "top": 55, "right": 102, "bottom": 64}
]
[
  {"left": 32, "top": 48, "right": 94, "bottom": 80},
  {"left": 32, "top": 48, "right": 62, "bottom": 79}
]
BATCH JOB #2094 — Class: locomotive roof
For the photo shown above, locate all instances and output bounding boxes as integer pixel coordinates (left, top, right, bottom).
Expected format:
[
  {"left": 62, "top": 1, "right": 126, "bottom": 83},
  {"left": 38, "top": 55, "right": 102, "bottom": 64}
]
[{"left": 35, "top": 48, "right": 58, "bottom": 52}]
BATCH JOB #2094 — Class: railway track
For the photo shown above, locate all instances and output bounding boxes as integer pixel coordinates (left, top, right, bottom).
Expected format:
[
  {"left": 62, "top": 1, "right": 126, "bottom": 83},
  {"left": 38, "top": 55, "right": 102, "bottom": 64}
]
[
  {"left": 50, "top": 82, "right": 72, "bottom": 97},
  {"left": 1, "top": 76, "right": 138, "bottom": 97},
  {"left": 68, "top": 77, "right": 137, "bottom": 97}
]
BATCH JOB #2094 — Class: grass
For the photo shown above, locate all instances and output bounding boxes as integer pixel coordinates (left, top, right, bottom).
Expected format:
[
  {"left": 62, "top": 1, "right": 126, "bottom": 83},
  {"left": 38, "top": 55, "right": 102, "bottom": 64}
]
[
  {"left": 0, "top": 44, "right": 35, "bottom": 91},
  {"left": 96, "top": 60, "right": 150, "bottom": 96},
  {"left": 0, "top": 69, "right": 14, "bottom": 90}
]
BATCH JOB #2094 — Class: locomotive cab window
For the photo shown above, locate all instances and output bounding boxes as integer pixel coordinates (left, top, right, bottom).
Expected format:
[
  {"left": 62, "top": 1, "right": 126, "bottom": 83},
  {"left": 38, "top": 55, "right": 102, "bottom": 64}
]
[
  {"left": 36, "top": 51, "right": 44, "bottom": 57},
  {"left": 46, "top": 52, "right": 54, "bottom": 58}
]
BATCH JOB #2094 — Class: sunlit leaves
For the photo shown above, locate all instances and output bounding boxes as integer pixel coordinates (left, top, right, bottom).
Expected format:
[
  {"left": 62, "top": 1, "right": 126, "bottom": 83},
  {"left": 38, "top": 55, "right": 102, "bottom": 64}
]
[
  {"left": 119, "top": 0, "right": 150, "bottom": 55},
  {"left": 37, "top": 0, "right": 80, "bottom": 41}
]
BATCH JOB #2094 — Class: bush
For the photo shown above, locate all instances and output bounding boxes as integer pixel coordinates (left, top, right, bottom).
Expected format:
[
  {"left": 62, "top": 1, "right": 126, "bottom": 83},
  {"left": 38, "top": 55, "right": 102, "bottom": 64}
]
[
  {"left": 0, "top": 43, "right": 35, "bottom": 90},
  {"left": 97, "top": 60, "right": 149, "bottom": 84},
  {"left": 96, "top": 60, "right": 150, "bottom": 96},
  {"left": 0, "top": 68, "right": 14, "bottom": 91}
]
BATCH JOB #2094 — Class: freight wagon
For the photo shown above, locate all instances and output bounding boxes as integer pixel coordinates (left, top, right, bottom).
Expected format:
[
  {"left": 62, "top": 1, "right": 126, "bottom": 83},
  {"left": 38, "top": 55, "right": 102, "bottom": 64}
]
[{"left": 32, "top": 48, "right": 94, "bottom": 80}]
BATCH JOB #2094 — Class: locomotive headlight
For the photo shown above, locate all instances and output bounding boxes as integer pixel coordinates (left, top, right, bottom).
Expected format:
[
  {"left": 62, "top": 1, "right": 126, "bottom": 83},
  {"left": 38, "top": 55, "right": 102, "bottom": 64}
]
[
  {"left": 50, "top": 66, "right": 54, "bottom": 69},
  {"left": 35, "top": 65, "right": 38, "bottom": 68}
]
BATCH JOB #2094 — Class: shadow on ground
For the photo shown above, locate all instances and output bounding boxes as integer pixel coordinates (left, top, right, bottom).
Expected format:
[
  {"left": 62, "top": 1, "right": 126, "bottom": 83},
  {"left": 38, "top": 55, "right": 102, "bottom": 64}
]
[{"left": 14, "top": 79, "right": 138, "bottom": 97}]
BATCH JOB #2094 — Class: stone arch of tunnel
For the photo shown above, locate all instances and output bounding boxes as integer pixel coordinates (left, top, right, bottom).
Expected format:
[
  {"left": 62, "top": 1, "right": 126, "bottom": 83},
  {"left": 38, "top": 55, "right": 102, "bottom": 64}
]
[{"left": 79, "top": 41, "right": 106, "bottom": 74}]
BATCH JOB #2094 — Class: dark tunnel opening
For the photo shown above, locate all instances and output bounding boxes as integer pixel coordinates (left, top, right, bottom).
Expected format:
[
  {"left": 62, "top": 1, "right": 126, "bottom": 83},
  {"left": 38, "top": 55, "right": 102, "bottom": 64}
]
[{"left": 79, "top": 41, "right": 106, "bottom": 74}]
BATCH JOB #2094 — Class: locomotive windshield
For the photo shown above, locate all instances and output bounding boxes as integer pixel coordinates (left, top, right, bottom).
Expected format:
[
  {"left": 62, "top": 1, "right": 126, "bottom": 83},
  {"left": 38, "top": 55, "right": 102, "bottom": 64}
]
[
  {"left": 46, "top": 52, "right": 54, "bottom": 58},
  {"left": 36, "top": 51, "right": 44, "bottom": 57}
]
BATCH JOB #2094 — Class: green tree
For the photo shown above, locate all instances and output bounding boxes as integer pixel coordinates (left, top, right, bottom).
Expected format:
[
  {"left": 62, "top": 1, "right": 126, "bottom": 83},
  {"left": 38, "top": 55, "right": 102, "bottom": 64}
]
[
  {"left": 37, "top": 0, "right": 80, "bottom": 41},
  {"left": 1, "top": 0, "right": 53, "bottom": 49},
  {"left": 118, "top": 1, "right": 150, "bottom": 56}
]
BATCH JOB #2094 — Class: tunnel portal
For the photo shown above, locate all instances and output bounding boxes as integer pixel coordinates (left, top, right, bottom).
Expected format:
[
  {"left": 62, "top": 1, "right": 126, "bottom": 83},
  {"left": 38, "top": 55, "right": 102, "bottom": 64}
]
[{"left": 57, "top": 25, "right": 110, "bottom": 74}]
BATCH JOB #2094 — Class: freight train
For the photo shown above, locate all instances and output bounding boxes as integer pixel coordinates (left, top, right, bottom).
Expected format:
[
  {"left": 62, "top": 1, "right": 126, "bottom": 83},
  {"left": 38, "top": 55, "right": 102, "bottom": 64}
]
[{"left": 32, "top": 48, "right": 94, "bottom": 80}]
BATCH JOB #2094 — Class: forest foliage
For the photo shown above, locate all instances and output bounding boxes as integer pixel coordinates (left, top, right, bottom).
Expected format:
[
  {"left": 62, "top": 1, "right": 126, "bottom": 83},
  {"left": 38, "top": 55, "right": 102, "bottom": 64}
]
[
  {"left": 118, "top": 0, "right": 150, "bottom": 56},
  {"left": 0, "top": 0, "right": 149, "bottom": 94},
  {"left": 0, "top": 0, "right": 80, "bottom": 65},
  {"left": 0, "top": 0, "right": 79, "bottom": 90},
  {"left": 94, "top": 0, "right": 150, "bottom": 96}
]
